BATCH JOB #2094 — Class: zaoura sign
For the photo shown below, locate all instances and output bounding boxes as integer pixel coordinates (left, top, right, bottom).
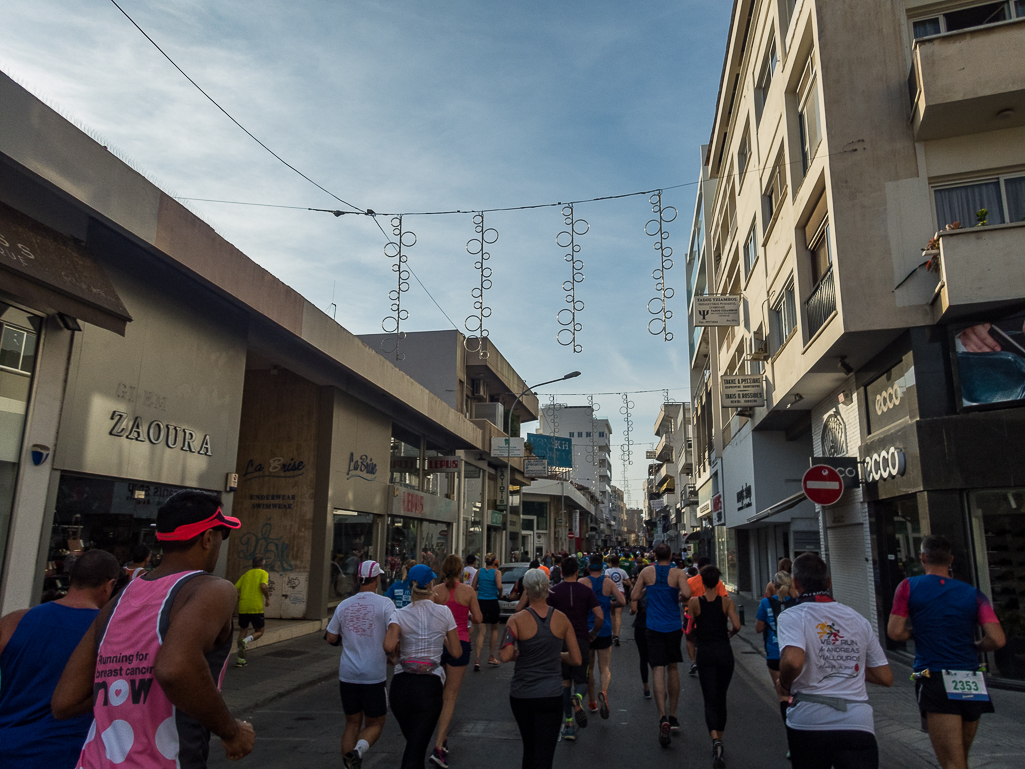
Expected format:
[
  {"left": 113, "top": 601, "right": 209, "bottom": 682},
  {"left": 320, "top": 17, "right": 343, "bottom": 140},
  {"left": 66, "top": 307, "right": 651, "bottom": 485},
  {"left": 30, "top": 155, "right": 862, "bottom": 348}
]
[{"left": 108, "top": 410, "right": 212, "bottom": 456}]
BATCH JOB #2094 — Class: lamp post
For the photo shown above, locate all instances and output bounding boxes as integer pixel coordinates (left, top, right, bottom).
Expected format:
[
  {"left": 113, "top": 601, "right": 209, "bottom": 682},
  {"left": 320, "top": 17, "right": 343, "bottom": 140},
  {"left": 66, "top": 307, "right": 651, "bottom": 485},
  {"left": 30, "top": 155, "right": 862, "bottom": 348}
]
[{"left": 505, "top": 371, "right": 581, "bottom": 438}]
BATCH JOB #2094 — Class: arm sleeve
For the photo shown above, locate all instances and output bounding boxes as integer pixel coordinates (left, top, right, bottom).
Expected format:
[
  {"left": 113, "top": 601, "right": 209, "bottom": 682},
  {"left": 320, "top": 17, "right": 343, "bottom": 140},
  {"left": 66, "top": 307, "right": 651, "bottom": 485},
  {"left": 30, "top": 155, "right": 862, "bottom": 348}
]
[
  {"left": 976, "top": 591, "right": 1000, "bottom": 625},
  {"left": 890, "top": 579, "right": 911, "bottom": 617},
  {"left": 756, "top": 598, "right": 770, "bottom": 623},
  {"left": 776, "top": 611, "right": 805, "bottom": 652}
]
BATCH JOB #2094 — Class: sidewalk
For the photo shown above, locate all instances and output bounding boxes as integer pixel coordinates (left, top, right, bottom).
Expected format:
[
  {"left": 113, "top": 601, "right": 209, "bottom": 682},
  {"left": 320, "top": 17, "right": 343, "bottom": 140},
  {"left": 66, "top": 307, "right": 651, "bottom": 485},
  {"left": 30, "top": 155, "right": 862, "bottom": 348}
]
[{"left": 731, "top": 593, "right": 1025, "bottom": 769}]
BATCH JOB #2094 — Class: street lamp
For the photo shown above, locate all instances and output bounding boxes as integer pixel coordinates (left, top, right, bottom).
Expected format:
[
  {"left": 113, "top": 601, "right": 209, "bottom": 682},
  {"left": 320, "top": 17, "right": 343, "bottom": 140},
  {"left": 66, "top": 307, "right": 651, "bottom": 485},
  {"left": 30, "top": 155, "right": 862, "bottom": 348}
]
[{"left": 506, "top": 371, "right": 581, "bottom": 437}]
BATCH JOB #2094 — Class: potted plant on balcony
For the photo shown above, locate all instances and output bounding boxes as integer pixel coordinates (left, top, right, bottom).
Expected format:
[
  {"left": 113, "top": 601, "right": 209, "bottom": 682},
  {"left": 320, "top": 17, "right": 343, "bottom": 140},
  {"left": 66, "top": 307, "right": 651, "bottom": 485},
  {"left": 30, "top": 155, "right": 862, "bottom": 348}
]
[{"left": 921, "top": 221, "right": 963, "bottom": 273}]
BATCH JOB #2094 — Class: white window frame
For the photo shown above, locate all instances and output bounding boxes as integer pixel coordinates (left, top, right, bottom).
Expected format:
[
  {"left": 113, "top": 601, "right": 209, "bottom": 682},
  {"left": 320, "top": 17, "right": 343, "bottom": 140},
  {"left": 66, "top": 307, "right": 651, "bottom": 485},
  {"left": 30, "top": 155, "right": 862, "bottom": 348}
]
[
  {"left": 737, "top": 127, "right": 751, "bottom": 181},
  {"left": 743, "top": 223, "right": 758, "bottom": 277},
  {"left": 771, "top": 279, "right": 798, "bottom": 354},
  {"left": 932, "top": 172, "right": 1025, "bottom": 228},
  {"left": 763, "top": 151, "right": 787, "bottom": 232},
  {"left": 797, "top": 58, "right": 822, "bottom": 178},
  {"left": 755, "top": 35, "right": 778, "bottom": 121},
  {"left": 911, "top": 1, "right": 1023, "bottom": 39}
]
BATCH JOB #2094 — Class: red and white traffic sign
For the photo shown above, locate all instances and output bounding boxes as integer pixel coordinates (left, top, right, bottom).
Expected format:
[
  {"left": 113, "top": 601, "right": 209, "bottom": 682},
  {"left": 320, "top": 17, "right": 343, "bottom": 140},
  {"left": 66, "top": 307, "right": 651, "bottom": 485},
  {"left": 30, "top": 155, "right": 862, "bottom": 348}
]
[{"left": 802, "top": 464, "right": 844, "bottom": 506}]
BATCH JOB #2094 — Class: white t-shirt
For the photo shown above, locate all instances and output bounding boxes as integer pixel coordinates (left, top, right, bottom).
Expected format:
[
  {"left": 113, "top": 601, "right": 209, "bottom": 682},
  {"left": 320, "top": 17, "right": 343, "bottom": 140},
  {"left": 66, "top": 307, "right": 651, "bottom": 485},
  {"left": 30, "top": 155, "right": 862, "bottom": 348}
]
[
  {"left": 462, "top": 565, "right": 478, "bottom": 585},
  {"left": 606, "top": 567, "right": 630, "bottom": 594},
  {"left": 326, "top": 591, "right": 396, "bottom": 684},
  {"left": 391, "top": 599, "right": 457, "bottom": 683},
  {"left": 777, "top": 600, "right": 888, "bottom": 734}
]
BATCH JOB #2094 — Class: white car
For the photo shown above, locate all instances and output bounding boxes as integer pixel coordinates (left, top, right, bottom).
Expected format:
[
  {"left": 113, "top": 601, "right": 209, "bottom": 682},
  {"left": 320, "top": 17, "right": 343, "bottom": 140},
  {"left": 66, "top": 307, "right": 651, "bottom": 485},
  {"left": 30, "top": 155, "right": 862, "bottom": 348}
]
[{"left": 498, "top": 562, "right": 531, "bottom": 618}]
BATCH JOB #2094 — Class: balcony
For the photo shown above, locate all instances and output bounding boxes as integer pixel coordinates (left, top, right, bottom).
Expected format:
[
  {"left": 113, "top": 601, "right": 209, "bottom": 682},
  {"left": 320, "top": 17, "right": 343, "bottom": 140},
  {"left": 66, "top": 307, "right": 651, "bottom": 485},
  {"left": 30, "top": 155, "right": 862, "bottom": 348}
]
[
  {"left": 655, "top": 463, "right": 675, "bottom": 492},
  {"left": 691, "top": 324, "right": 709, "bottom": 367},
  {"left": 908, "top": 21, "right": 1025, "bottom": 141},
  {"left": 806, "top": 266, "right": 836, "bottom": 337},
  {"left": 932, "top": 222, "right": 1025, "bottom": 322},
  {"left": 655, "top": 432, "right": 673, "bottom": 462}
]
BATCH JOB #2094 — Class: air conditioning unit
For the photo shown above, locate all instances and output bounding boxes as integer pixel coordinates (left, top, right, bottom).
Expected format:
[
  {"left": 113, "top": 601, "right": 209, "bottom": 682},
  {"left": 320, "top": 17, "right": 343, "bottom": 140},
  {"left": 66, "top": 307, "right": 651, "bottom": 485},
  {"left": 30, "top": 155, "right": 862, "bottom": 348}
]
[
  {"left": 470, "top": 377, "right": 488, "bottom": 400},
  {"left": 745, "top": 334, "right": 770, "bottom": 362},
  {"left": 472, "top": 401, "right": 504, "bottom": 428}
]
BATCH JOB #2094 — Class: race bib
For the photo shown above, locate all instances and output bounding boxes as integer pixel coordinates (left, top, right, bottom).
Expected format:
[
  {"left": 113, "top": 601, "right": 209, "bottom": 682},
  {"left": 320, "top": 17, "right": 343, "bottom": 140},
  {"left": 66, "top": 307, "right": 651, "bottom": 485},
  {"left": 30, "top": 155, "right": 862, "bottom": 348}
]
[{"left": 942, "top": 670, "right": 989, "bottom": 701}]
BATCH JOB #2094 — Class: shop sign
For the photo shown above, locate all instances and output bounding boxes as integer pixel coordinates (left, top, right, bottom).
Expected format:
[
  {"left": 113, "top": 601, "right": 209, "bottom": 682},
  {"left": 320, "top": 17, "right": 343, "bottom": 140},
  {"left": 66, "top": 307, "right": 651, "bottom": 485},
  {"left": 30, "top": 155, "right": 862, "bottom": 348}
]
[
  {"left": 645, "top": 450, "right": 657, "bottom": 459},
  {"left": 426, "top": 456, "right": 460, "bottom": 472},
  {"left": 243, "top": 455, "right": 306, "bottom": 481},
  {"left": 573, "top": 510, "right": 580, "bottom": 538},
  {"left": 497, "top": 466, "right": 509, "bottom": 511},
  {"left": 346, "top": 452, "right": 379, "bottom": 481},
  {"left": 490, "top": 509, "right": 503, "bottom": 526},
  {"left": 524, "top": 458, "right": 548, "bottom": 477},
  {"left": 712, "top": 493, "right": 724, "bottom": 526},
  {"left": 390, "top": 456, "right": 420, "bottom": 472},
  {"left": 721, "top": 376, "right": 765, "bottom": 408},
  {"left": 527, "top": 434, "right": 573, "bottom": 468},
  {"left": 863, "top": 447, "right": 906, "bottom": 483},
  {"left": 491, "top": 437, "right": 525, "bottom": 457},
  {"left": 109, "top": 410, "right": 212, "bottom": 456},
  {"left": 813, "top": 456, "right": 859, "bottom": 489},
  {"left": 866, "top": 358, "right": 914, "bottom": 434},
  {"left": 693, "top": 295, "right": 742, "bottom": 326},
  {"left": 697, "top": 500, "right": 712, "bottom": 518},
  {"left": 736, "top": 483, "right": 752, "bottom": 510},
  {"left": 400, "top": 490, "right": 425, "bottom": 517}
]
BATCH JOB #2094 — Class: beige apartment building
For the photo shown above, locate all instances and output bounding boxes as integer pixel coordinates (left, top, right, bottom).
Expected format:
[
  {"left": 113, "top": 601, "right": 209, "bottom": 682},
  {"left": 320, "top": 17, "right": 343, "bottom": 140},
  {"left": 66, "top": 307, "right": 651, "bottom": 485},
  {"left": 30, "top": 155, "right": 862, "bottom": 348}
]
[{"left": 688, "top": 0, "right": 1025, "bottom": 685}]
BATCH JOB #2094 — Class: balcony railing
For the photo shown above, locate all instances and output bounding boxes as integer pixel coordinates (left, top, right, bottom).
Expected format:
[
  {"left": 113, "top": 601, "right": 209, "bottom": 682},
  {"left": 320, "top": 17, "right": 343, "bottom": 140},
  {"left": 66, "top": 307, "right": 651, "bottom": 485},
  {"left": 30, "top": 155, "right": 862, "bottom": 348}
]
[{"left": 806, "top": 266, "right": 836, "bottom": 337}]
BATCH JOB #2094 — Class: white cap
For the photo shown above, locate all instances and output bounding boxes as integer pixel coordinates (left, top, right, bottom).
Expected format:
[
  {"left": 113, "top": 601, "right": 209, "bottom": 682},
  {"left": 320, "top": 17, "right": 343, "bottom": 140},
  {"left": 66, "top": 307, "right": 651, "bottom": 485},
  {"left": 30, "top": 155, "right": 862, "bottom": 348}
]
[{"left": 358, "top": 560, "right": 383, "bottom": 579}]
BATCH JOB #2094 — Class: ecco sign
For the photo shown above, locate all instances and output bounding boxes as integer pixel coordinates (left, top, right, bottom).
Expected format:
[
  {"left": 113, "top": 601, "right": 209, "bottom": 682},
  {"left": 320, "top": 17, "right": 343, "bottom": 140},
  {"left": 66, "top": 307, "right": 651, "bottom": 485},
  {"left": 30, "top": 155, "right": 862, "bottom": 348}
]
[
  {"left": 874, "top": 384, "right": 903, "bottom": 415},
  {"left": 109, "top": 410, "right": 212, "bottom": 456},
  {"left": 864, "top": 447, "right": 906, "bottom": 482}
]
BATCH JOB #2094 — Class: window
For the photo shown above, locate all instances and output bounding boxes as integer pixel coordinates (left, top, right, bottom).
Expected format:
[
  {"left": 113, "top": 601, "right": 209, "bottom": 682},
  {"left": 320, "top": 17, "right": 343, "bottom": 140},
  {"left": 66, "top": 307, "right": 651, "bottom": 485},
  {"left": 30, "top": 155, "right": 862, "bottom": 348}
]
[
  {"left": 737, "top": 128, "right": 751, "bottom": 179},
  {"left": 755, "top": 37, "right": 778, "bottom": 120},
  {"left": 0, "top": 322, "right": 37, "bottom": 374},
  {"left": 763, "top": 152, "right": 787, "bottom": 230},
  {"left": 912, "top": 2, "right": 1021, "bottom": 38},
  {"left": 599, "top": 431, "right": 606, "bottom": 438},
  {"left": 797, "top": 59, "right": 822, "bottom": 176},
  {"left": 743, "top": 224, "right": 758, "bottom": 276},
  {"left": 809, "top": 220, "right": 833, "bottom": 283},
  {"left": 934, "top": 174, "right": 1025, "bottom": 229},
  {"left": 771, "top": 280, "right": 798, "bottom": 352},
  {"left": 586, "top": 431, "right": 592, "bottom": 438}
]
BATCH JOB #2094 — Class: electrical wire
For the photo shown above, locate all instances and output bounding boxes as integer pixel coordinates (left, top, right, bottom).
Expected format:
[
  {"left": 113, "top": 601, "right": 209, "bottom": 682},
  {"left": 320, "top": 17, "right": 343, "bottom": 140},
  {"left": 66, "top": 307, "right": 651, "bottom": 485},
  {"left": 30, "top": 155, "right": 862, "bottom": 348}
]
[{"left": 108, "top": 0, "right": 365, "bottom": 214}]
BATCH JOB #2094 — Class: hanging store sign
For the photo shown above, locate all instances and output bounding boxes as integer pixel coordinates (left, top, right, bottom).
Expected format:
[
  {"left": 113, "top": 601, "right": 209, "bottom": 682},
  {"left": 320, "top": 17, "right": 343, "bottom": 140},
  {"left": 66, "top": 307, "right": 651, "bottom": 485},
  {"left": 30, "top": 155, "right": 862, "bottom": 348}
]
[
  {"left": 426, "top": 456, "right": 461, "bottom": 472},
  {"left": 812, "top": 456, "right": 859, "bottom": 489},
  {"left": 490, "top": 510, "right": 504, "bottom": 526},
  {"left": 721, "top": 376, "right": 765, "bottom": 408},
  {"left": 645, "top": 450, "right": 657, "bottom": 459},
  {"left": 524, "top": 458, "right": 548, "bottom": 477},
  {"left": 712, "top": 493, "right": 724, "bottom": 525},
  {"left": 863, "top": 447, "right": 906, "bottom": 483},
  {"left": 390, "top": 456, "right": 420, "bottom": 471},
  {"left": 693, "top": 295, "right": 742, "bottom": 326},
  {"left": 491, "top": 437, "right": 525, "bottom": 458}
]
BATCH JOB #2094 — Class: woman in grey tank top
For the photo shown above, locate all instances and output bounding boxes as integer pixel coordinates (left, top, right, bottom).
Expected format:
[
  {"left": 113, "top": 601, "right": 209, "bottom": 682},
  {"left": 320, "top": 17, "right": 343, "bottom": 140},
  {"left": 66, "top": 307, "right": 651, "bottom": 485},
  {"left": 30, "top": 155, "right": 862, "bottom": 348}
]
[{"left": 501, "top": 569, "right": 581, "bottom": 769}]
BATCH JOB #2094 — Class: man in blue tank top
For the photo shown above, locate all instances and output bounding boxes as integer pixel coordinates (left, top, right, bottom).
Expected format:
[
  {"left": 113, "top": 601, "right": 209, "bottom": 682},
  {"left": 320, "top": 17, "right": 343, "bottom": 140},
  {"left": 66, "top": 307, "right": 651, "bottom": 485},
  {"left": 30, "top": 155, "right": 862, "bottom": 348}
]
[
  {"left": 631, "top": 542, "right": 691, "bottom": 747},
  {"left": 581, "top": 555, "right": 625, "bottom": 720},
  {"left": 0, "top": 549, "right": 121, "bottom": 769}
]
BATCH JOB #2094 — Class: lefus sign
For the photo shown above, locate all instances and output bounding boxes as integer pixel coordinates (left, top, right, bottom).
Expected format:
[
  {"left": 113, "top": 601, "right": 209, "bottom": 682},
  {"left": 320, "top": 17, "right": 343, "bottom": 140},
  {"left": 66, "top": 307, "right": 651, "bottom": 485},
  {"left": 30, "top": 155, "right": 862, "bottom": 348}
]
[{"left": 108, "top": 410, "right": 212, "bottom": 456}]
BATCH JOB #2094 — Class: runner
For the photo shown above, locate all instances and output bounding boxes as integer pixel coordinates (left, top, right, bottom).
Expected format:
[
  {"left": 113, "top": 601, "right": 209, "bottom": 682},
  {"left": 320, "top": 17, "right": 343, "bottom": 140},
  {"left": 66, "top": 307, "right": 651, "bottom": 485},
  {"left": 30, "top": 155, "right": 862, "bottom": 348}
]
[
  {"left": 687, "top": 565, "right": 741, "bottom": 769},
  {"left": 764, "top": 558, "right": 799, "bottom": 600},
  {"left": 0, "top": 549, "right": 120, "bottom": 769},
  {"left": 581, "top": 555, "right": 625, "bottom": 718},
  {"left": 471, "top": 553, "right": 502, "bottom": 670},
  {"left": 386, "top": 560, "right": 417, "bottom": 609},
  {"left": 127, "top": 544, "right": 152, "bottom": 580},
  {"left": 385, "top": 564, "right": 461, "bottom": 769},
  {"left": 755, "top": 570, "right": 797, "bottom": 732},
  {"left": 605, "top": 554, "right": 631, "bottom": 647},
  {"left": 631, "top": 542, "right": 691, "bottom": 747},
  {"left": 779, "top": 553, "right": 893, "bottom": 769},
  {"left": 325, "top": 560, "right": 395, "bottom": 769},
  {"left": 547, "top": 554, "right": 604, "bottom": 742},
  {"left": 502, "top": 568, "right": 581, "bottom": 769},
  {"left": 52, "top": 489, "right": 255, "bottom": 766},
  {"left": 430, "top": 555, "right": 483, "bottom": 768},
  {"left": 461, "top": 554, "right": 478, "bottom": 586},
  {"left": 887, "top": 535, "right": 1005, "bottom": 769},
  {"left": 629, "top": 569, "right": 652, "bottom": 699},
  {"left": 686, "top": 556, "right": 726, "bottom": 677},
  {"left": 234, "top": 555, "right": 269, "bottom": 667}
]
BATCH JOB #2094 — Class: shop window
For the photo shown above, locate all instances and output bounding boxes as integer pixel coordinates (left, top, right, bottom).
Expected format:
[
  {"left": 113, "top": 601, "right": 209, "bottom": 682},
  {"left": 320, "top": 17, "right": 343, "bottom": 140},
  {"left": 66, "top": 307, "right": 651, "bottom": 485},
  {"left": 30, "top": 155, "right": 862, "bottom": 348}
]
[
  {"left": 420, "top": 521, "right": 450, "bottom": 570},
  {"left": 389, "top": 427, "right": 421, "bottom": 490},
  {"left": 971, "top": 488, "right": 1025, "bottom": 681},
  {"left": 871, "top": 495, "right": 925, "bottom": 655},
  {"left": 933, "top": 174, "right": 1025, "bottom": 229},
  {"left": 385, "top": 516, "right": 418, "bottom": 588},
  {"left": 330, "top": 510, "right": 376, "bottom": 600}
]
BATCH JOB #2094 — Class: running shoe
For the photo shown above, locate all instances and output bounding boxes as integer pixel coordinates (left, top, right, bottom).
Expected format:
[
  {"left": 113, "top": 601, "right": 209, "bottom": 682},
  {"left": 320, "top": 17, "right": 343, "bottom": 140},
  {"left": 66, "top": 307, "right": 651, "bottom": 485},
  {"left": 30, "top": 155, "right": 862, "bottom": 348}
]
[
  {"left": 473, "top": 660, "right": 481, "bottom": 672},
  {"left": 588, "top": 700, "right": 599, "bottom": 712},
  {"left": 238, "top": 637, "right": 248, "bottom": 652},
  {"left": 442, "top": 739, "right": 449, "bottom": 757},
  {"left": 343, "top": 751, "right": 362, "bottom": 769},
  {"left": 573, "top": 693, "right": 589, "bottom": 728},
  {"left": 643, "top": 688, "right": 652, "bottom": 699},
  {"left": 563, "top": 720, "right": 576, "bottom": 741},
  {"left": 668, "top": 716, "right": 680, "bottom": 733},
  {"left": 659, "top": 717, "right": 671, "bottom": 748},
  {"left": 598, "top": 691, "right": 610, "bottom": 720},
  {"left": 689, "top": 663, "right": 698, "bottom": 677},
  {"left": 488, "top": 656, "right": 500, "bottom": 666},
  {"left": 234, "top": 658, "right": 247, "bottom": 668},
  {"left": 712, "top": 739, "right": 725, "bottom": 768},
  {"left": 613, "top": 635, "right": 620, "bottom": 647},
  {"left": 429, "top": 747, "right": 448, "bottom": 768}
]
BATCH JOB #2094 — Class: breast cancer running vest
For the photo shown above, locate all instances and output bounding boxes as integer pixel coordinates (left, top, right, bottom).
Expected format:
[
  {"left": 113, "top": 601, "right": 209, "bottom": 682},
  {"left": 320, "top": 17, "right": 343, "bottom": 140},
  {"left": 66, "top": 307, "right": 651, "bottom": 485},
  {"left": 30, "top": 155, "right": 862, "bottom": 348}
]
[{"left": 77, "top": 571, "right": 232, "bottom": 769}]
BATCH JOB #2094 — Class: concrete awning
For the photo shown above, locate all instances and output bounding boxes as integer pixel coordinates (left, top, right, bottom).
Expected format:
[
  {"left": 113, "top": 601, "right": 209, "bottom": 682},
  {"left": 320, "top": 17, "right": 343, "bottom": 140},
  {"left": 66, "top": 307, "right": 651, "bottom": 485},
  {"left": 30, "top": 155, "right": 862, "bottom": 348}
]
[{"left": 0, "top": 201, "right": 131, "bottom": 334}]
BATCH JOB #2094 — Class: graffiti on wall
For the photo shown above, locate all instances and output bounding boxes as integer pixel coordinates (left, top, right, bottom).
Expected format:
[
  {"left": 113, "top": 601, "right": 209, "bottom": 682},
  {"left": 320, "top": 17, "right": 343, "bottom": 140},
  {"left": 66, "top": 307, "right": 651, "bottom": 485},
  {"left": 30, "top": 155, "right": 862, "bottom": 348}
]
[{"left": 238, "top": 520, "right": 294, "bottom": 572}]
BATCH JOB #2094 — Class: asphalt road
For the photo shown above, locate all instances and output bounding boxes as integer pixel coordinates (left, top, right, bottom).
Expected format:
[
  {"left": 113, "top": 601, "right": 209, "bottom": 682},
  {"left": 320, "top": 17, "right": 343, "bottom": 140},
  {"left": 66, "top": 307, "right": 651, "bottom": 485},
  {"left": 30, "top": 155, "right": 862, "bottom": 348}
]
[{"left": 211, "top": 621, "right": 792, "bottom": 769}]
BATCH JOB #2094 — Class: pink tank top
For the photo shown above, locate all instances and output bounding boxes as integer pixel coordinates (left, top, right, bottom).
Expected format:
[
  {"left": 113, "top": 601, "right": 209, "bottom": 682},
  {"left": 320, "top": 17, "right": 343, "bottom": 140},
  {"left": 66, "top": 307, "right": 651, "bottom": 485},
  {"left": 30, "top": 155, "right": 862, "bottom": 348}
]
[
  {"left": 447, "top": 595, "right": 471, "bottom": 642},
  {"left": 77, "top": 571, "right": 232, "bottom": 768}
]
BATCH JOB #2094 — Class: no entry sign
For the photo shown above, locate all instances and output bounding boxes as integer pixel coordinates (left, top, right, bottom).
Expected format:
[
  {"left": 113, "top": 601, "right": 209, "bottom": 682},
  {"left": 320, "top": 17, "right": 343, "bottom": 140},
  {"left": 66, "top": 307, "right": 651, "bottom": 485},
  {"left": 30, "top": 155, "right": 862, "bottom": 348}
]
[{"left": 802, "top": 464, "right": 844, "bottom": 506}]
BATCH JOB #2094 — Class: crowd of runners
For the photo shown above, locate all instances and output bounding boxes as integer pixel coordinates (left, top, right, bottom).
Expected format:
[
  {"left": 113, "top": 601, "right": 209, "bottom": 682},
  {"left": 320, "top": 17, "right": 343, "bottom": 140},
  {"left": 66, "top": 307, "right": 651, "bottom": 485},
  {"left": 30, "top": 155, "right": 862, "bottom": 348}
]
[{"left": 0, "top": 489, "right": 1009, "bottom": 769}]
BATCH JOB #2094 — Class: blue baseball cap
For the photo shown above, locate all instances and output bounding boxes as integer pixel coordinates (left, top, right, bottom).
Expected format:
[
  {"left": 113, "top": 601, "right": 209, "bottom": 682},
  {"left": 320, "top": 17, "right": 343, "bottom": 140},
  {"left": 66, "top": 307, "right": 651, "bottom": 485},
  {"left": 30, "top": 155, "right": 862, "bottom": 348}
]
[{"left": 408, "top": 564, "right": 437, "bottom": 587}]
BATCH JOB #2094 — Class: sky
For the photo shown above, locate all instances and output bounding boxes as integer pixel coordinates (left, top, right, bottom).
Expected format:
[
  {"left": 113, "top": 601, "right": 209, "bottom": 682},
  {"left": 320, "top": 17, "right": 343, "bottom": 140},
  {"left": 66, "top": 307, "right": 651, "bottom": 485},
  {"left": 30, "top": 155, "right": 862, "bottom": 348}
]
[{"left": 1, "top": 0, "right": 733, "bottom": 504}]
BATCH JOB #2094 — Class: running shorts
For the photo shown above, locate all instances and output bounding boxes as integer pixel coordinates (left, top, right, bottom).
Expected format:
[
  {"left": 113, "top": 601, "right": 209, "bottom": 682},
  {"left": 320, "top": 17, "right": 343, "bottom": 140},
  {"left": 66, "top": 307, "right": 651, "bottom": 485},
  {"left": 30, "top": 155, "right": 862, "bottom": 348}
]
[
  {"left": 442, "top": 640, "right": 472, "bottom": 668},
  {"left": 591, "top": 635, "right": 613, "bottom": 651},
  {"left": 646, "top": 628, "right": 684, "bottom": 667},
  {"left": 480, "top": 599, "right": 501, "bottom": 625},
  {"left": 915, "top": 674, "right": 995, "bottom": 722},
  {"left": 237, "top": 613, "right": 265, "bottom": 630},
  {"left": 339, "top": 680, "right": 388, "bottom": 718},
  {"left": 563, "top": 636, "right": 590, "bottom": 684}
]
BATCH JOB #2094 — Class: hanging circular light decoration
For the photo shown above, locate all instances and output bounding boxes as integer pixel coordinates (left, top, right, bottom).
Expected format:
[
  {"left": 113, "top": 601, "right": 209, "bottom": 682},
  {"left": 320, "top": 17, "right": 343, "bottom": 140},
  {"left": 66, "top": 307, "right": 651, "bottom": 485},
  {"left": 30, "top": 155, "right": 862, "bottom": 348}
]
[
  {"left": 381, "top": 215, "right": 416, "bottom": 361},
  {"left": 464, "top": 212, "right": 498, "bottom": 359},
  {"left": 645, "top": 191, "right": 677, "bottom": 342},
  {"left": 556, "top": 204, "right": 587, "bottom": 354}
]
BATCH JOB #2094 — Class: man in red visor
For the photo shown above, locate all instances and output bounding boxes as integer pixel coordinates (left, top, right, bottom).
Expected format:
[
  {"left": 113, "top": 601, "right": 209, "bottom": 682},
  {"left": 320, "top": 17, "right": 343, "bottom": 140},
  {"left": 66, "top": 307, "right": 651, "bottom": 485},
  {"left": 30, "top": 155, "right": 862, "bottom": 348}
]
[{"left": 53, "top": 489, "right": 256, "bottom": 766}]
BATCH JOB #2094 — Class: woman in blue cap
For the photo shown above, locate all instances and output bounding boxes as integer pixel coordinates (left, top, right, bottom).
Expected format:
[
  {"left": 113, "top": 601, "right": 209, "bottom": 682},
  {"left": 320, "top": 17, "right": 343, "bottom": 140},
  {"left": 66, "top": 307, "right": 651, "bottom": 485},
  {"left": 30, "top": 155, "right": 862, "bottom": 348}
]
[{"left": 384, "top": 564, "right": 462, "bottom": 769}]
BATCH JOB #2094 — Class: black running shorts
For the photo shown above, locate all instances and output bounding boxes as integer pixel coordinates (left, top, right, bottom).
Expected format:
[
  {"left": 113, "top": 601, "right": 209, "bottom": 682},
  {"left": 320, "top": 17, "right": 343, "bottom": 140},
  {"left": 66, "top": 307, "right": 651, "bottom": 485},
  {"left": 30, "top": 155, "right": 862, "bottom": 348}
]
[
  {"left": 646, "top": 628, "right": 684, "bottom": 667},
  {"left": 563, "top": 636, "right": 590, "bottom": 684},
  {"left": 339, "top": 680, "right": 388, "bottom": 718},
  {"left": 442, "top": 640, "right": 472, "bottom": 667},
  {"left": 591, "top": 635, "right": 613, "bottom": 651},
  {"left": 237, "top": 613, "right": 265, "bottom": 630},
  {"left": 915, "top": 674, "right": 995, "bottom": 723},
  {"left": 479, "top": 599, "right": 501, "bottom": 625}
]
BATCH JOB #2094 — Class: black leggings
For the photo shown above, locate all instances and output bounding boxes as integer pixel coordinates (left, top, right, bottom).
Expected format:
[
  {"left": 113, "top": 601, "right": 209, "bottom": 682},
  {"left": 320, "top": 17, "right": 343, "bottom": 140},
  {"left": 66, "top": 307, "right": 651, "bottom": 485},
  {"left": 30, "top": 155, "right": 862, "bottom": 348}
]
[
  {"left": 696, "top": 642, "right": 734, "bottom": 733},
  {"left": 510, "top": 695, "right": 563, "bottom": 769},
  {"left": 390, "top": 673, "right": 444, "bottom": 769},
  {"left": 786, "top": 727, "right": 879, "bottom": 769},
  {"left": 635, "top": 626, "right": 650, "bottom": 684}
]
